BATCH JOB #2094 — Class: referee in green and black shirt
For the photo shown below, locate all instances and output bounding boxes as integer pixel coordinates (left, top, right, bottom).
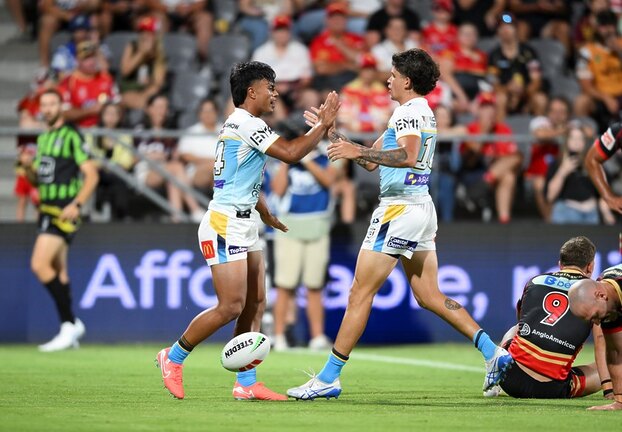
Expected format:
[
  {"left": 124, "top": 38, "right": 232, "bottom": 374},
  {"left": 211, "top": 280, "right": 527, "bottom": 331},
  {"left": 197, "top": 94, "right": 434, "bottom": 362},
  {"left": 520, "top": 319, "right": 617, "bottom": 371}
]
[{"left": 23, "top": 89, "right": 99, "bottom": 352}]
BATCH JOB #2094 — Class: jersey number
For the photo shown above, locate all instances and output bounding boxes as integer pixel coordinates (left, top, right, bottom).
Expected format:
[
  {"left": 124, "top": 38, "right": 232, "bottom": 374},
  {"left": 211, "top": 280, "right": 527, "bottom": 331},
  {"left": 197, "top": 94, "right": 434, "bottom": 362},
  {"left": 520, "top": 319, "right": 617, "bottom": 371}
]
[
  {"left": 414, "top": 135, "right": 434, "bottom": 170},
  {"left": 540, "top": 292, "right": 569, "bottom": 326},
  {"left": 214, "top": 141, "right": 225, "bottom": 176}
]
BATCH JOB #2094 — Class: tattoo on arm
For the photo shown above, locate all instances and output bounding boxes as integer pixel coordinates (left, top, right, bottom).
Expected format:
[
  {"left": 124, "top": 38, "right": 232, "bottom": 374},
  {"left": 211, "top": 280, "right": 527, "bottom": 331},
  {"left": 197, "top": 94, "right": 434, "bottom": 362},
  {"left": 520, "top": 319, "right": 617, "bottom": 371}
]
[
  {"left": 444, "top": 298, "right": 463, "bottom": 310},
  {"left": 329, "top": 127, "right": 368, "bottom": 168},
  {"left": 359, "top": 146, "right": 409, "bottom": 167}
]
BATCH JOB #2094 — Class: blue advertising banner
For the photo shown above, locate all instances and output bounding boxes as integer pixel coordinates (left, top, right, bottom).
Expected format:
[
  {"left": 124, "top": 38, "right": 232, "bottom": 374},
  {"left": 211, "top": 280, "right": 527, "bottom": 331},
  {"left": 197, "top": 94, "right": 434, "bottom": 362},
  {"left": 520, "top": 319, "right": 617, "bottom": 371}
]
[{"left": 0, "top": 223, "right": 619, "bottom": 344}]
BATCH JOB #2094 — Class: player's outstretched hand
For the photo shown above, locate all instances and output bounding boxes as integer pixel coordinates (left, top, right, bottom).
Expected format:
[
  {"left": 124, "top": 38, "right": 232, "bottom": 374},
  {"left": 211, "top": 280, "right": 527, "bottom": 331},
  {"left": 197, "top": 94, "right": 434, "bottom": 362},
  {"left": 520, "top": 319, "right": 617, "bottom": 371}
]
[
  {"left": 327, "top": 138, "right": 361, "bottom": 162},
  {"left": 260, "top": 211, "right": 288, "bottom": 233},
  {"left": 587, "top": 401, "right": 622, "bottom": 411},
  {"left": 303, "top": 106, "right": 320, "bottom": 129},
  {"left": 316, "top": 91, "right": 340, "bottom": 128}
]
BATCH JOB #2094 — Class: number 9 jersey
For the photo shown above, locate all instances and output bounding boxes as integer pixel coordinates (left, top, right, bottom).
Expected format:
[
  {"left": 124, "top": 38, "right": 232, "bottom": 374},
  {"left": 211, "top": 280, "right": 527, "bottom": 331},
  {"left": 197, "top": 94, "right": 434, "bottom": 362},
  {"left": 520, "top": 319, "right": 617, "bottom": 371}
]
[
  {"left": 507, "top": 269, "right": 591, "bottom": 380},
  {"left": 211, "top": 108, "right": 280, "bottom": 212}
]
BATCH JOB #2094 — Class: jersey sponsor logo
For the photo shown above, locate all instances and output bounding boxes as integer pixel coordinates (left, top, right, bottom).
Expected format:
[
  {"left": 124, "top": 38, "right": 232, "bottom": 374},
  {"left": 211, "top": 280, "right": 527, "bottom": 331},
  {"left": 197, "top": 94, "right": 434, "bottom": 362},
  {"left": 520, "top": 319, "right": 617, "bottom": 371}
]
[
  {"left": 394, "top": 117, "right": 418, "bottom": 132},
  {"left": 200, "top": 240, "right": 215, "bottom": 260},
  {"left": 222, "top": 122, "right": 239, "bottom": 130},
  {"left": 404, "top": 172, "right": 430, "bottom": 185},
  {"left": 228, "top": 245, "right": 248, "bottom": 255},
  {"left": 519, "top": 323, "right": 531, "bottom": 336},
  {"left": 214, "top": 180, "right": 225, "bottom": 189},
  {"left": 600, "top": 129, "right": 615, "bottom": 149},
  {"left": 365, "top": 226, "right": 376, "bottom": 240},
  {"left": 529, "top": 328, "right": 576, "bottom": 350},
  {"left": 250, "top": 125, "right": 273, "bottom": 147},
  {"left": 542, "top": 275, "right": 574, "bottom": 290},
  {"left": 37, "top": 156, "right": 56, "bottom": 184},
  {"left": 387, "top": 236, "right": 418, "bottom": 252}
]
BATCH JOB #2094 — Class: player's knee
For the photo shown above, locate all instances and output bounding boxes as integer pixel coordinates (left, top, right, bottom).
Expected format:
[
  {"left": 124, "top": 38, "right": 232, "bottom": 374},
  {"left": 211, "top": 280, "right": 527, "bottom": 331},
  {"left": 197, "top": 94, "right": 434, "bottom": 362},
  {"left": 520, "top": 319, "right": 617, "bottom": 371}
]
[
  {"left": 217, "top": 300, "right": 246, "bottom": 322},
  {"left": 30, "top": 259, "right": 50, "bottom": 278}
]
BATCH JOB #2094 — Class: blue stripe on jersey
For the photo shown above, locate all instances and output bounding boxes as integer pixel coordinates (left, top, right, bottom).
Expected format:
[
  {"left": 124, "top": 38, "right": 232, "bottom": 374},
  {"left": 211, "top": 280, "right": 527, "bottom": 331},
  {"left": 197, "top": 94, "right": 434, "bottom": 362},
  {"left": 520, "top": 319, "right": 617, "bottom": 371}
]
[
  {"left": 217, "top": 234, "right": 227, "bottom": 262},
  {"left": 374, "top": 222, "right": 390, "bottom": 252}
]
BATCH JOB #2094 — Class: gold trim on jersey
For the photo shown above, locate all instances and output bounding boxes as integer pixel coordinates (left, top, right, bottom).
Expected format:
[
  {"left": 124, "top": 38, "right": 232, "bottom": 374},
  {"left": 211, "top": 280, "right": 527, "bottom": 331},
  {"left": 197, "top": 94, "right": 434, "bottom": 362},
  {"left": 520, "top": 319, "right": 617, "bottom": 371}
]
[
  {"left": 602, "top": 278, "right": 622, "bottom": 305},
  {"left": 513, "top": 336, "right": 572, "bottom": 366}
]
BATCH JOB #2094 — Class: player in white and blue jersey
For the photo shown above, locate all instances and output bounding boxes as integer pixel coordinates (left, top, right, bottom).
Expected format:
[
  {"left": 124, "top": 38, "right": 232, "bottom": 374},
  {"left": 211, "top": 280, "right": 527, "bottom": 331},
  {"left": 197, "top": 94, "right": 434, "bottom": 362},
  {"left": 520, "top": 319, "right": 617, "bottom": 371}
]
[
  {"left": 287, "top": 48, "right": 513, "bottom": 401},
  {"left": 156, "top": 61, "right": 340, "bottom": 401}
]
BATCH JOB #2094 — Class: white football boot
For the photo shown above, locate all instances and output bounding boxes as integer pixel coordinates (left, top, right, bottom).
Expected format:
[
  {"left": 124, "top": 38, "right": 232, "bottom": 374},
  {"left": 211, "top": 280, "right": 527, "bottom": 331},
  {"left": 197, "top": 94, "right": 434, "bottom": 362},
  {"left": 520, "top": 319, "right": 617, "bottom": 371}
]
[
  {"left": 287, "top": 374, "right": 342, "bottom": 400},
  {"left": 483, "top": 347, "right": 513, "bottom": 390},
  {"left": 38, "top": 321, "right": 80, "bottom": 352}
]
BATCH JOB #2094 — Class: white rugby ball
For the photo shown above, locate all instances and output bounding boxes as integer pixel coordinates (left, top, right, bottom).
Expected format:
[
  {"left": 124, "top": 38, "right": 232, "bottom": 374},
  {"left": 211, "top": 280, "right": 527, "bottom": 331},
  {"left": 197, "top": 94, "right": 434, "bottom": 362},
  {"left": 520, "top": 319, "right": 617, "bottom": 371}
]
[{"left": 221, "top": 332, "right": 270, "bottom": 372}]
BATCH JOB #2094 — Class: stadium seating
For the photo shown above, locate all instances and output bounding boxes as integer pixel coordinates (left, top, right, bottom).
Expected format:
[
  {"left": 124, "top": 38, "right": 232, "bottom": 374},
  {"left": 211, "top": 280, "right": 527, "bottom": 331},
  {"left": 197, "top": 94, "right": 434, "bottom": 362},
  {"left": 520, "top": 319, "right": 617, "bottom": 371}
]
[
  {"left": 103, "top": 31, "right": 137, "bottom": 74},
  {"left": 213, "top": 0, "right": 239, "bottom": 26},
  {"left": 529, "top": 38, "right": 566, "bottom": 80},
  {"left": 207, "top": 33, "right": 251, "bottom": 77},
  {"left": 551, "top": 75, "right": 581, "bottom": 101},
  {"left": 171, "top": 68, "right": 212, "bottom": 113},
  {"left": 476, "top": 36, "right": 498, "bottom": 54},
  {"left": 49, "top": 31, "right": 70, "bottom": 57},
  {"left": 163, "top": 33, "right": 198, "bottom": 73}
]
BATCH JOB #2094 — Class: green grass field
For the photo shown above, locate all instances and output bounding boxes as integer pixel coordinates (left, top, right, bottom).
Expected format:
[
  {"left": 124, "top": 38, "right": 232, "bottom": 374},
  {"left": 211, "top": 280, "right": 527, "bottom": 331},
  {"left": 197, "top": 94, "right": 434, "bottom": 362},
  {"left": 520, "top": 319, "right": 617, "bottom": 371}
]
[{"left": 1, "top": 343, "right": 619, "bottom": 431}]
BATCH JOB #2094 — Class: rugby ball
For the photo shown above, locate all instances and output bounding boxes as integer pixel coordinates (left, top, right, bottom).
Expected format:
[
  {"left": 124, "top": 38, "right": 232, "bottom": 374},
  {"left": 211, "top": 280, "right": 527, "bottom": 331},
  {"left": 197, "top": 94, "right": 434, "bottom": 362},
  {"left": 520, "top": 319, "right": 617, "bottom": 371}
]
[{"left": 221, "top": 332, "right": 270, "bottom": 372}]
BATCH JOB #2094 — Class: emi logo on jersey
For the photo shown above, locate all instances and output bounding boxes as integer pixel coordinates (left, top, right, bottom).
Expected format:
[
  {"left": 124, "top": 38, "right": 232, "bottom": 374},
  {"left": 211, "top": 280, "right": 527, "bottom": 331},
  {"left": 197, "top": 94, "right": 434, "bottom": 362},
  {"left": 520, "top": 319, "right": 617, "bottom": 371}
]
[
  {"left": 200, "top": 240, "right": 215, "bottom": 259},
  {"left": 250, "top": 126, "right": 273, "bottom": 147}
]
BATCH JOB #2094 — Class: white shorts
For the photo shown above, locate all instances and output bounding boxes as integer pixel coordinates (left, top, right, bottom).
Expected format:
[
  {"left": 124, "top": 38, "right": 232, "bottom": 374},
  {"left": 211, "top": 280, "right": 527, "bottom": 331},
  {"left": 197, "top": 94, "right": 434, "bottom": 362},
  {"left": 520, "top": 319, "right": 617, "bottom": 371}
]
[
  {"left": 274, "top": 233, "right": 329, "bottom": 289},
  {"left": 197, "top": 208, "right": 262, "bottom": 266},
  {"left": 361, "top": 195, "right": 437, "bottom": 259}
]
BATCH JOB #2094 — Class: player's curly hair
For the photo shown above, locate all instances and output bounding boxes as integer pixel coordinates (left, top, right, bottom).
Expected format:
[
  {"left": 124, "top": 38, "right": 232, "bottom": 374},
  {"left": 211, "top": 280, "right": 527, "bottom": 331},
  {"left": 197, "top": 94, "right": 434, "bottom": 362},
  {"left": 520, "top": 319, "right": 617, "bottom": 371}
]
[
  {"left": 559, "top": 236, "right": 596, "bottom": 269},
  {"left": 230, "top": 61, "right": 276, "bottom": 107},
  {"left": 392, "top": 48, "right": 440, "bottom": 96}
]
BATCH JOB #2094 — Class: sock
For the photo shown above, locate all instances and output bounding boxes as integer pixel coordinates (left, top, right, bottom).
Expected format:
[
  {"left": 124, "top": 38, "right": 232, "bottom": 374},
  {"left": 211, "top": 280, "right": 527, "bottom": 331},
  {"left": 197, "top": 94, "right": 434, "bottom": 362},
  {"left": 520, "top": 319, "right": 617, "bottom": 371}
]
[
  {"left": 317, "top": 348, "right": 348, "bottom": 383},
  {"left": 473, "top": 329, "right": 497, "bottom": 361},
  {"left": 44, "top": 276, "right": 75, "bottom": 324},
  {"left": 168, "top": 336, "right": 194, "bottom": 365},
  {"left": 236, "top": 369, "right": 257, "bottom": 387}
]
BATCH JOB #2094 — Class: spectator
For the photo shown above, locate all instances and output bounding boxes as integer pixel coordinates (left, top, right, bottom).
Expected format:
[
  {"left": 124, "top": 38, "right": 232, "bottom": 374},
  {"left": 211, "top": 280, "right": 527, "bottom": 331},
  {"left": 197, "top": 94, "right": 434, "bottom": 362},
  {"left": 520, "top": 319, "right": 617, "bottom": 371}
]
[
  {"left": 237, "top": 0, "right": 295, "bottom": 52},
  {"left": 310, "top": 2, "right": 365, "bottom": 91},
  {"left": 423, "top": 79, "right": 453, "bottom": 112},
  {"left": 525, "top": 96, "right": 570, "bottom": 221},
  {"left": 146, "top": 0, "right": 213, "bottom": 61},
  {"left": 452, "top": 0, "right": 505, "bottom": 38},
  {"left": 487, "top": 13, "right": 546, "bottom": 118},
  {"left": 58, "top": 40, "right": 119, "bottom": 128},
  {"left": 338, "top": 53, "right": 393, "bottom": 135},
  {"left": 251, "top": 15, "right": 313, "bottom": 106},
  {"left": 18, "top": 69, "right": 58, "bottom": 129},
  {"left": 509, "top": 0, "right": 571, "bottom": 50},
  {"left": 270, "top": 145, "right": 337, "bottom": 351},
  {"left": 38, "top": 0, "right": 100, "bottom": 67},
  {"left": 422, "top": 0, "right": 458, "bottom": 57},
  {"left": 178, "top": 98, "right": 222, "bottom": 192},
  {"left": 344, "top": 0, "right": 380, "bottom": 35},
  {"left": 50, "top": 14, "right": 107, "bottom": 78},
  {"left": 99, "top": 0, "right": 147, "bottom": 36},
  {"left": 432, "top": 104, "right": 467, "bottom": 222},
  {"left": 575, "top": 10, "right": 622, "bottom": 131},
  {"left": 6, "top": 0, "right": 29, "bottom": 40},
  {"left": 119, "top": 16, "right": 167, "bottom": 110},
  {"left": 574, "top": 0, "right": 610, "bottom": 46},
  {"left": 14, "top": 144, "right": 39, "bottom": 222},
  {"left": 365, "top": 0, "right": 420, "bottom": 48},
  {"left": 439, "top": 23, "right": 487, "bottom": 112},
  {"left": 89, "top": 102, "right": 134, "bottom": 220},
  {"left": 545, "top": 124, "right": 615, "bottom": 224},
  {"left": 134, "top": 93, "right": 205, "bottom": 222},
  {"left": 370, "top": 16, "right": 418, "bottom": 81},
  {"left": 460, "top": 93, "right": 523, "bottom": 223}
]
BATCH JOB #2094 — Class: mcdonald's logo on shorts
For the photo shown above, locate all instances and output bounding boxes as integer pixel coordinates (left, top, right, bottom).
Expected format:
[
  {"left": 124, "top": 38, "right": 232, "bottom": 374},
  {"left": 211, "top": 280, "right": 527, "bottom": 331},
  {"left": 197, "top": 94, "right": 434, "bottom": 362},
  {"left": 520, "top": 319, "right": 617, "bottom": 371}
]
[{"left": 201, "top": 240, "right": 215, "bottom": 259}]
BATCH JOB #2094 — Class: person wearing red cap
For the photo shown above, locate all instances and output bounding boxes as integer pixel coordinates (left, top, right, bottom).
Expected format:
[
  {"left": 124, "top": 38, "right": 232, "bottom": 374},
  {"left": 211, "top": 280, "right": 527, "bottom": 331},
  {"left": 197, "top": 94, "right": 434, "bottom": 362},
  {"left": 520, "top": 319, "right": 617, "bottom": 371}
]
[
  {"left": 339, "top": 53, "right": 393, "bottom": 134},
  {"left": 118, "top": 15, "right": 167, "bottom": 109},
  {"left": 309, "top": 2, "right": 365, "bottom": 91},
  {"left": 252, "top": 15, "right": 312, "bottom": 101},
  {"left": 422, "top": 0, "right": 458, "bottom": 57},
  {"left": 459, "top": 93, "right": 522, "bottom": 223}
]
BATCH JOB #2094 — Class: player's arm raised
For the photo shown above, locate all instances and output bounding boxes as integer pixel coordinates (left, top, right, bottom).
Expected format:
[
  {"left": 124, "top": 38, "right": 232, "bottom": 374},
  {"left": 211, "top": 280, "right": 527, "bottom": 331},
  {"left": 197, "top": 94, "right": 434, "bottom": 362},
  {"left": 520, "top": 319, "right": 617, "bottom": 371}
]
[
  {"left": 265, "top": 91, "right": 340, "bottom": 164},
  {"left": 328, "top": 132, "right": 419, "bottom": 168}
]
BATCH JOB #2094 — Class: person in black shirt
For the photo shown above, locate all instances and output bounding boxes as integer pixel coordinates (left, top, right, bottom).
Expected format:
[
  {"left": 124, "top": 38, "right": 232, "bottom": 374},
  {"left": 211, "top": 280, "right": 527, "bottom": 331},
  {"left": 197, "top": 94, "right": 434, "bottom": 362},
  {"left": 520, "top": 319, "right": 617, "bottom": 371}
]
[
  {"left": 452, "top": 0, "right": 505, "bottom": 38},
  {"left": 545, "top": 124, "right": 614, "bottom": 224},
  {"left": 365, "top": 0, "right": 420, "bottom": 47},
  {"left": 22, "top": 89, "right": 99, "bottom": 352}
]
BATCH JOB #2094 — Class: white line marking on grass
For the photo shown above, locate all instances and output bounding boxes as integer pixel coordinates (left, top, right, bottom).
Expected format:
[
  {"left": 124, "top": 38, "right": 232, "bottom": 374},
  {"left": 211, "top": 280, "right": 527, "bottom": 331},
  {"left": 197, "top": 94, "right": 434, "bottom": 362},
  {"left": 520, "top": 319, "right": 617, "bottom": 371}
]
[{"left": 286, "top": 348, "right": 482, "bottom": 373}]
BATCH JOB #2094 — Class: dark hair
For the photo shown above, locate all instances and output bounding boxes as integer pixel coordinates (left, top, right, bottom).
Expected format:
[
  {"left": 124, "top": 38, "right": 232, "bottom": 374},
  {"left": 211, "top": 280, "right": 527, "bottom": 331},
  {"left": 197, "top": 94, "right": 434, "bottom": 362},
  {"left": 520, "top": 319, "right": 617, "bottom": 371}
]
[
  {"left": 229, "top": 61, "right": 276, "bottom": 107},
  {"left": 559, "top": 236, "right": 596, "bottom": 268},
  {"left": 392, "top": 48, "right": 439, "bottom": 96},
  {"left": 198, "top": 97, "right": 219, "bottom": 114},
  {"left": 548, "top": 96, "right": 571, "bottom": 113},
  {"left": 146, "top": 92, "right": 168, "bottom": 108},
  {"left": 39, "top": 88, "right": 63, "bottom": 103},
  {"left": 98, "top": 102, "right": 124, "bottom": 128}
]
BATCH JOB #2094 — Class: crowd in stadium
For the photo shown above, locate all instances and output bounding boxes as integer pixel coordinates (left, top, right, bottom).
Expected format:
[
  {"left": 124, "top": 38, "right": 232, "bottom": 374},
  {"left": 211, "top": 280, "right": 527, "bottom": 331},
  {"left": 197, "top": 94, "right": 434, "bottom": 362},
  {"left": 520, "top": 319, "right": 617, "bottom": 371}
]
[{"left": 9, "top": 0, "right": 622, "bottom": 225}]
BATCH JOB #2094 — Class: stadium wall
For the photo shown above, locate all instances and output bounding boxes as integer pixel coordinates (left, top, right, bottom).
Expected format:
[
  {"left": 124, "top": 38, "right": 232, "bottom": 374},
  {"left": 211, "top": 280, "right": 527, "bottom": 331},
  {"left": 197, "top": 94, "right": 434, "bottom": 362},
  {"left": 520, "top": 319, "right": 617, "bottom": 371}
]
[{"left": 0, "top": 223, "right": 619, "bottom": 344}]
